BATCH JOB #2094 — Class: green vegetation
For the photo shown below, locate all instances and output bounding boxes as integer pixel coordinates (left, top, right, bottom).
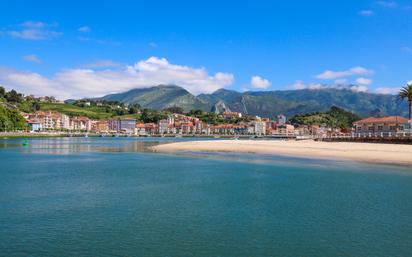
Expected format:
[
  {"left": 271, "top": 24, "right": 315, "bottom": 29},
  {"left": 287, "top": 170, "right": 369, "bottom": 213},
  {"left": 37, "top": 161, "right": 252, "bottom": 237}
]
[
  {"left": 40, "top": 102, "right": 114, "bottom": 119},
  {"left": 187, "top": 109, "right": 251, "bottom": 125},
  {"left": 101, "top": 85, "right": 409, "bottom": 118},
  {"left": 289, "top": 106, "right": 361, "bottom": 129},
  {"left": 140, "top": 109, "right": 168, "bottom": 123},
  {"left": 398, "top": 83, "right": 412, "bottom": 120},
  {"left": 0, "top": 105, "right": 27, "bottom": 131},
  {"left": 163, "top": 106, "right": 184, "bottom": 114}
]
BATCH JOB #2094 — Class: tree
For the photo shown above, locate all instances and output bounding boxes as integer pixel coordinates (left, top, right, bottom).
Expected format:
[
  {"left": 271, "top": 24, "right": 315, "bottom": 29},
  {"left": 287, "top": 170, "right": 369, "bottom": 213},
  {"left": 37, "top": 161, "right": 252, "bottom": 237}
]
[
  {"left": 32, "top": 101, "right": 41, "bottom": 111},
  {"left": 0, "top": 86, "right": 5, "bottom": 98},
  {"left": 5, "top": 89, "right": 23, "bottom": 103},
  {"left": 141, "top": 108, "right": 167, "bottom": 123},
  {"left": 398, "top": 83, "right": 412, "bottom": 120},
  {"left": 0, "top": 105, "right": 27, "bottom": 131},
  {"left": 163, "top": 106, "right": 184, "bottom": 114},
  {"left": 128, "top": 106, "right": 139, "bottom": 114}
]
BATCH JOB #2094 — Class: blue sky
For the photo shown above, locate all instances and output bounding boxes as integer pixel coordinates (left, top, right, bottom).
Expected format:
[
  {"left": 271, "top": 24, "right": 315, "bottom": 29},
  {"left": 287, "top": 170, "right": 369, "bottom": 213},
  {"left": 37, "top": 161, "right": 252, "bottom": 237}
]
[{"left": 0, "top": 0, "right": 411, "bottom": 99}]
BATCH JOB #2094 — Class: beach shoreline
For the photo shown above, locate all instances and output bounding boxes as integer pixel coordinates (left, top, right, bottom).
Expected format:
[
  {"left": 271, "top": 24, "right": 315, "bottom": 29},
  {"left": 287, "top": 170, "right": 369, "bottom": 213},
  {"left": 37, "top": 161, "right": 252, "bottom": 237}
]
[{"left": 152, "top": 139, "right": 412, "bottom": 166}]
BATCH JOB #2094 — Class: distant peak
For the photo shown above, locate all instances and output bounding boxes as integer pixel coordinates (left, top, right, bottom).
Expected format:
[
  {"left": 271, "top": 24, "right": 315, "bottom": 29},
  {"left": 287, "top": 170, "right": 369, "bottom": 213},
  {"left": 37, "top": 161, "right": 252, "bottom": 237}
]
[{"left": 212, "top": 88, "right": 238, "bottom": 95}]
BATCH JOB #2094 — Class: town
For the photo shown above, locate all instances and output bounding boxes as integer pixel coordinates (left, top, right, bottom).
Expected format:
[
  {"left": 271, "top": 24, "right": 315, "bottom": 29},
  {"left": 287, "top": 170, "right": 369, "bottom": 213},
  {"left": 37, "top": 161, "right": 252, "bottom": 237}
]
[
  {"left": 1, "top": 87, "right": 411, "bottom": 140},
  {"left": 21, "top": 109, "right": 412, "bottom": 139}
]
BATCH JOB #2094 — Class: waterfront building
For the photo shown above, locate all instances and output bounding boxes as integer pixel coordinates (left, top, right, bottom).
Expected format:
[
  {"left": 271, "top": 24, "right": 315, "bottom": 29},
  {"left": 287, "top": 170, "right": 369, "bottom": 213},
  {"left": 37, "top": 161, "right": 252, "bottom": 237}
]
[
  {"left": 71, "top": 117, "right": 92, "bottom": 131},
  {"left": 210, "top": 124, "right": 235, "bottom": 134},
  {"left": 92, "top": 120, "right": 109, "bottom": 132},
  {"left": 202, "top": 124, "right": 211, "bottom": 135},
  {"left": 135, "top": 123, "right": 147, "bottom": 135},
  {"left": 276, "top": 124, "right": 295, "bottom": 137},
  {"left": 28, "top": 111, "right": 55, "bottom": 130},
  {"left": 277, "top": 115, "right": 287, "bottom": 126},
  {"left": 254, "top": 120, "right": 267, "bottom": 136},
  {"left": 119, "top": 119, "right": 136, "bottom": 133},
  {"left": 194, "top": 120, "right": 203, "bottom": 134},
  {"left": 353, "top": 116, "right": 410, "bottom": 137},
  {"left": 222, "top": 112, "right": 242, "bottom": 119},
  {"left": 59, "top": 114, "right": 71, "bottom": 130},
  {"left": 108, "top": 119, "right": 120, "bottom": 132},
  {"left": 144, "top": 123, "right": 157, "bottom": 135},
  {"left": 28, "top": 121, "right": 42, "bottom": 131},
  {"left": 158, "top": 119, "right": 171, "bottom": 134}
]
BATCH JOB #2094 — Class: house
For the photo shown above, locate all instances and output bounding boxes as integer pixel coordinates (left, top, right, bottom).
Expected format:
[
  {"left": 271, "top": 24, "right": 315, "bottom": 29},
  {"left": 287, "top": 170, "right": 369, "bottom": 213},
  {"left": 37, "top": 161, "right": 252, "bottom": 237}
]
[
  {"left": 28, "top": 121, "right": 42, "bottom": 131},
  {"left": 158, "top": 119, "right": 172, "bottom": 134},
  {"left": 144, "top": 123, "right": 157, "bottom": 135},
  {"left": 108, "top": 119, "right": 120, "bottom": 132},
  {"left": 210, "top": 124, "right": 235, "bottom": 134},
  {"left": 92, "top": 120, "right": 109, "bottom": 132},
  {"left": 353, "top": 116, "right": 411, "bottom": 137},
  {"left": 119, "top": 119, "right": 136, "bottom": 133},
  {"left": 277, "top": 115, "right": 287, "bottom": 126},
  {"left": 28, "top": 111, "right": 54, "bottom": 130},
  {"left": 222, "top": 112, "right": 242, "bottom": 119},
  {"left": 71, "top": 117, "right": 92, "bottom": 131},
  {"left": 135, "top": 123, "right": 146, "bottom": 135},
  {"left": 269, "top": 124, "right": 295, "bottom": 137},
  {"left": 254, "top": 120, "right": 266, "bottom": 136}
]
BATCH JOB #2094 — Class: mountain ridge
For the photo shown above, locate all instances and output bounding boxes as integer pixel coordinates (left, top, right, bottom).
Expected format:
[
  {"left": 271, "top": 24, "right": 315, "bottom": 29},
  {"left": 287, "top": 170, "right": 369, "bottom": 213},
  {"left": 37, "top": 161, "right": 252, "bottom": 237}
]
[{"left": 100, "top": 85, "right": 408, "bottom": 118}]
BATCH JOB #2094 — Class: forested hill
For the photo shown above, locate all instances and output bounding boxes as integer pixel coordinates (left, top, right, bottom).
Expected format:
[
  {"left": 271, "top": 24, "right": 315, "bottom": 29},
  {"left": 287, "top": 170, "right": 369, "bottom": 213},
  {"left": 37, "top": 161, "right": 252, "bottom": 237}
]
[{"left": 101, "top": 85, "right": 407, "bottom": 118}]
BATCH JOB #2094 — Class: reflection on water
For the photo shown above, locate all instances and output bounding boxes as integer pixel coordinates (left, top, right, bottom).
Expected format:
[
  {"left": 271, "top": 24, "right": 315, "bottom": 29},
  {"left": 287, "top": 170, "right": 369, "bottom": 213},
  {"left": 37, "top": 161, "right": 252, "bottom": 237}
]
[
  {"left": 0, "top": 137, "right": 189, "bottom": 155},
  {"left": 1, "top": 137, "right": 411, "bottom": 175},
  {"left": 1, "top": 137, "right": 412, "bottom": 257}
]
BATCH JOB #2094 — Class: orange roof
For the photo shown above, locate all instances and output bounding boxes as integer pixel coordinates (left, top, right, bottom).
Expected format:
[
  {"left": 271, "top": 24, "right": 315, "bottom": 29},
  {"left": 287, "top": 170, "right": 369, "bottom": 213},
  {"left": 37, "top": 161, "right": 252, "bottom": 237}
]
[{"left": 355, "top": 116, "right": 409, "bottom": 124}]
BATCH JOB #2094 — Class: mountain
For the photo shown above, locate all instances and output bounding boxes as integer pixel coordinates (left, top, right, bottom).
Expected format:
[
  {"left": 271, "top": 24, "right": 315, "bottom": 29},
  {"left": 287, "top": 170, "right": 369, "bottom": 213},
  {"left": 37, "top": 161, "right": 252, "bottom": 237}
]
[
  {"left": 101, "top": 85, "right": 209, "bottom": 112},
  {"left": 100, "top": 85, "right": 408, "bottom": 118}
]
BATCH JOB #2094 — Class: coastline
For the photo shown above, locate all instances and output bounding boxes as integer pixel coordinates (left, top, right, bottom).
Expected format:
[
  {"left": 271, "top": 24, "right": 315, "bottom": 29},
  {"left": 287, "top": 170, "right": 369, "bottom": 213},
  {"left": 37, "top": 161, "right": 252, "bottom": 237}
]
[{"left": 152, "top": 139, "right": 412, "bottom": 166}]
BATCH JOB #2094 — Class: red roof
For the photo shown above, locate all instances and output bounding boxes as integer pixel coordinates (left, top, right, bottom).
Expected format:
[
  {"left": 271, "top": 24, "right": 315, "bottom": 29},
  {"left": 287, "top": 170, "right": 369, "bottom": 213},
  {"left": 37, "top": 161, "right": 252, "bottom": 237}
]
[{"left": 355, "top": 116, "right": 409, "bottom": 124}]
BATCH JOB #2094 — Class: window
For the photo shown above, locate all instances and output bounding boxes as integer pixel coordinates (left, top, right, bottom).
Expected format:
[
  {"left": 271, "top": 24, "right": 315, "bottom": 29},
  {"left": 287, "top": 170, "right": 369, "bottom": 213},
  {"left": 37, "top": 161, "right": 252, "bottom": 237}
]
[
  {"left": 368, "top": 126, "right": 374, "bottom": 131},
  {"left": 377, "top": 126, "right": 383, "bottom": 131},
  {"left": 389, "top": 126, "right": 397, "bottom": 131}
]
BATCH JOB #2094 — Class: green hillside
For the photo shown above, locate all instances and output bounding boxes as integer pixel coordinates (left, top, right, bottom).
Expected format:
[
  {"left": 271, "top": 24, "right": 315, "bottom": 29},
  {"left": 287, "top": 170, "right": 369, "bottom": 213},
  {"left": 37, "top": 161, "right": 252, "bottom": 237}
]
[
  {"left": 102, "top": 85, "right": 407, "bottom": 118},
  {"left": 102, "top": 85, "right": 209, "bottom": 112},
  {"left": 289, "top": 106, "right": 361, "bottom": 129},
  {"left": 39, "top": 103, "right": 114, "bottom": 119}
]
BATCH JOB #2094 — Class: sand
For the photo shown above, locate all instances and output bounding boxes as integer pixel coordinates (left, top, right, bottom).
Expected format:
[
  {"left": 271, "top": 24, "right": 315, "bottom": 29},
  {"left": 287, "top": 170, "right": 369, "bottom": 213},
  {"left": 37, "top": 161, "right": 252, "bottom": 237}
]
[{"left": 152, "top": 140, "right": 412, "bottom": 166}]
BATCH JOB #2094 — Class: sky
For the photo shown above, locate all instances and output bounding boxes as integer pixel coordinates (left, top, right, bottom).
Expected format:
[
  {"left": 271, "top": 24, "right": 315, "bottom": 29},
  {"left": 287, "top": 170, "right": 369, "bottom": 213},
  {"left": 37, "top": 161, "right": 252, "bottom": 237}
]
[{"left": 0, "top": 0, "right": 411, "bottom": 99}]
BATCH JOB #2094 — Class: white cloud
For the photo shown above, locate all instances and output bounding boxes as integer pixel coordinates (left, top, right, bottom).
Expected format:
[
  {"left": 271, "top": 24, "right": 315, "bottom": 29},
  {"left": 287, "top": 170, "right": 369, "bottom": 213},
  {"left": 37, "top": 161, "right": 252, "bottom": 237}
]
[
  {"left": 356, "top": 77, "right": 373, "bottom": 85},
  {"left": 375, "top": 87, "right": 400, "bottom": 94},
  {"left": 78, "top": 26, "right": 91, "bottom": 33},
  {"left": 250, "top": 75, "right": 271, "bottom": 89},
  {"left": 350, "top": 85, "right": 369, "bottom": 92},
  {"left": 316, "top": 66, "right": 374, "bottom": 80},
  {"left": 291, "top": 81, "right": 323, "bottom": 90},
  {"left": 0, "top": 57, "right": 234, "bottom": 99},
  {"left": 149, "top": 42, "right": 158, "bottom": 48},
  {"left": 291, "top": 80, "right": 370, "bottom": 92},
  {"left": 359, "top": 10, "right": 375, "bottom": 16},
  {"left": 6, "top": 21, "right": 62, "bottom": 40},
  {"left": 22, "top": 54, "right": 42, "bottom": 63}
]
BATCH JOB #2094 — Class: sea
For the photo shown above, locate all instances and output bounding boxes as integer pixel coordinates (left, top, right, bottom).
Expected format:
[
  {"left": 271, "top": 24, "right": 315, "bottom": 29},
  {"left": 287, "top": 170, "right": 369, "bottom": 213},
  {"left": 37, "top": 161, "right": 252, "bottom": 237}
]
[{"left": 0, "top": 137, "right": 411, "bottom": 257}]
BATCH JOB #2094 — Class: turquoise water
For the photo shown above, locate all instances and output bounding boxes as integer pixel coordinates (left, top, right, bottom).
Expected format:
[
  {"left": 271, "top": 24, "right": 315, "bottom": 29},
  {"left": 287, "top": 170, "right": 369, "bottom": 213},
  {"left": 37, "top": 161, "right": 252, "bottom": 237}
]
[{"left": 0, "top": 138, "right": 411, "bottom": 257}]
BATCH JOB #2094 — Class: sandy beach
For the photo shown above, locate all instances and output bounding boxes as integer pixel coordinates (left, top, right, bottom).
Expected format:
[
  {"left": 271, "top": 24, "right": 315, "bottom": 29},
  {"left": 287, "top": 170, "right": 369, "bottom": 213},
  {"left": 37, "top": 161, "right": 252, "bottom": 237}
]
[{"left": 152, "top": 140, "right": 412, "bottom": 166}]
